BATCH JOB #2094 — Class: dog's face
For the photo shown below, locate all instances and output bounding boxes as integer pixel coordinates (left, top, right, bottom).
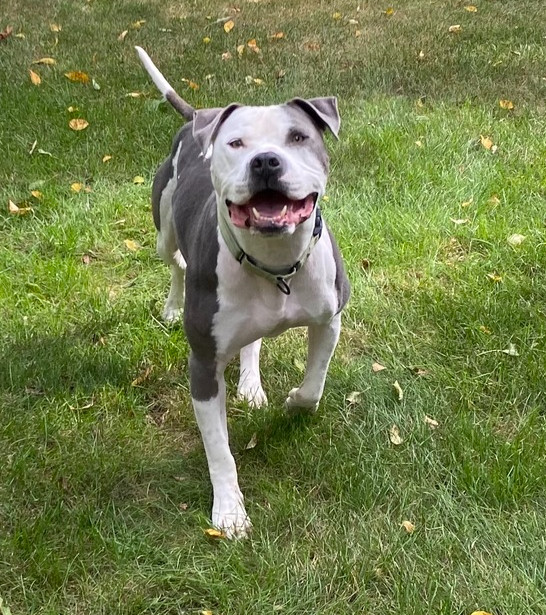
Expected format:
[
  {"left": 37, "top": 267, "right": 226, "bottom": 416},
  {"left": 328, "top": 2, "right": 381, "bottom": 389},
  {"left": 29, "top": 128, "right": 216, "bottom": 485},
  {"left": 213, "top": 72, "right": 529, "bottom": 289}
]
[{"left": 193, "top": 99, "right": 340, "bottom": 235}]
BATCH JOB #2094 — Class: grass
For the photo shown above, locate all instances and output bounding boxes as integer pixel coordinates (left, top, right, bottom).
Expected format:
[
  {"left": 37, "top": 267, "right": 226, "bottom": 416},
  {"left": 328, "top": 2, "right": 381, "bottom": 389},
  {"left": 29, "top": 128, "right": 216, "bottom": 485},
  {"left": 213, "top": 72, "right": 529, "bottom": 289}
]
[{"left": 1, "top": 0, "right": 545, "bottom": 613}]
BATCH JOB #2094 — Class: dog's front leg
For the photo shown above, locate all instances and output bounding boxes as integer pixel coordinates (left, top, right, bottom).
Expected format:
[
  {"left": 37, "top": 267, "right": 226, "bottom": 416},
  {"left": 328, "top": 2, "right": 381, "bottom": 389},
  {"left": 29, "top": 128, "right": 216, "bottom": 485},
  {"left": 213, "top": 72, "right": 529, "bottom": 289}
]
[
  {"left": 286, "top": 312, "right": 341, "bottom": 412},
  {"left": 190, "top": 353, "right": 251, "bottom": 538}
]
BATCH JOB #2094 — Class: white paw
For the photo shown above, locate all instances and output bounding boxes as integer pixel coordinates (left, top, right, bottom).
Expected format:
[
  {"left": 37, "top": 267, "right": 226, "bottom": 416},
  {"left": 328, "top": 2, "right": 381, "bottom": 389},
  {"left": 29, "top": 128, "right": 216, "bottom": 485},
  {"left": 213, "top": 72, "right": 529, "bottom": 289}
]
[
  {"left": 162, "top": 304, "right": 183, "bottom": 323},
  {"left": 285, "top": 387, "right": 319, "bottom": 413},
  {"left": 237, "top": 382, "right": 268, "bottom": 408},
  {"left": 212, "top": 493, "right": 252, "bottom": 539}
]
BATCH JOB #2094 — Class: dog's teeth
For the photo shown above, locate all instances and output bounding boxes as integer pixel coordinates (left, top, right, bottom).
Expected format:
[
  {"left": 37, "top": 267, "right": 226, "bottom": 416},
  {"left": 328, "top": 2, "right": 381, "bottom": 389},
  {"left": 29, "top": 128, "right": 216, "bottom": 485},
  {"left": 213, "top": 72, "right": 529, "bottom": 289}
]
[
  {"left": 252, "top": 207, "right": 262, "bottom": 220},
  {"left": 280, "top": 205, "right": 287, "bottom": 217}
]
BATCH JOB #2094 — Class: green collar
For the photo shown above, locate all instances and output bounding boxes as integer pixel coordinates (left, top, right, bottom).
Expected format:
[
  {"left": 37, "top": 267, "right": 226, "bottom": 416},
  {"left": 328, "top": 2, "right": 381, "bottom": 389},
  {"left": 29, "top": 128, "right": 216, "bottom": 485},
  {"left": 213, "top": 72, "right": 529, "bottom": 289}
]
[{"left": 217, "top": 207, "right": 323, "bottom": 295}]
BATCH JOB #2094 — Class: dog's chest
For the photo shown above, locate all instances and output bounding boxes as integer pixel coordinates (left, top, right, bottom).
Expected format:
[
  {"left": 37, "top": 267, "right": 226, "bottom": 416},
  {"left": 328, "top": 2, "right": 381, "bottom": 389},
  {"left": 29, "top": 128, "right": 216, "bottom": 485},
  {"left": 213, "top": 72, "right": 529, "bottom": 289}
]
[{"left": 212, "top": 236, "right": 339, "bottom": 361}]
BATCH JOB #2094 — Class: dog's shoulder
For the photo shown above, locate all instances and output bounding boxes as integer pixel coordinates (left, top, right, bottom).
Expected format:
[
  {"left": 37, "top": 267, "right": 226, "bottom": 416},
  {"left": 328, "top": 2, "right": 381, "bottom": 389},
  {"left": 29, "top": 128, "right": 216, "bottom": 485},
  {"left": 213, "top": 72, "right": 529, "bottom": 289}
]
[{"left": 325, "top": 225, "right": 350, "bottom": 313}]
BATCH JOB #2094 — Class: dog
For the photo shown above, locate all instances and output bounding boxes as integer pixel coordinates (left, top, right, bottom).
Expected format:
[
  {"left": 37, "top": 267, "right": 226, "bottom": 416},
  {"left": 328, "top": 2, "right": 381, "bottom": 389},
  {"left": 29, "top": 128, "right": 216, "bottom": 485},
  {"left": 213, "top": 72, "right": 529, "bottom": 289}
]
[{"left": 136, "top": 47, "right": 350, "bottom": 538}]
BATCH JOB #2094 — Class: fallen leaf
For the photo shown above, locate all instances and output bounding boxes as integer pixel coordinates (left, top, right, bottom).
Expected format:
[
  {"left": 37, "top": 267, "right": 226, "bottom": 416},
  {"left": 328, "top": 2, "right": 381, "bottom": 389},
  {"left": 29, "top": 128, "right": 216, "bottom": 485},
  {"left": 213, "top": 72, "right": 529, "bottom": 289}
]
[
  {"left": 424, "top": 415, "right": 439, "bottom": 429},
  {"left": 203, "top": 36, "right": 211, "bottom": 44},
  {"left": 179, "top": 502, "right": 189, "bottom": 511},
  {"left": 49, "top": 23, "right": 62, "bottom": 32},
  {"left": 247, "top": 38, "right": 260, "bottom": 53},
  {"left": 124, "top": 239, "right": 140, "bottom": 252},
  {"left": 418, "top": 49, "right": 425, "bottom": 59},
  {"left": 410, "top": 367, "right": 429, "bottom": 376},
  {"left": 499, "top": 99, "right": 514, "bottom": 110},
  {"left": 448, "top": 24, "right": 462, "bottom": 33},
  {"left": 69, "top": 118, "right": 89, "bottom": 131},
  {"left": 37, "top": 148, "right": 52, "bottom": 156},
  {"left": 81, "top": 254, "right": 92, "bottom": 265},
  {"left": 125, "top": 91, "right": 144, "bottom": 98},
  {"left": 372, "top": 362, "right": 387, "bottom": 373},
  {"left": 102, "top": 154, "right": 112, "bottom": 163},
  {"left": 29, "top": 69, "right": 41, "bottom": 85},
  {"left": 332, "top": 12, "right": 342, "bottom": 19},
  {"left": 223, "top": 19, "right": 235, "bottom": 33},
  {"left": 70, "top": 182, "right": 84, "bottom": 192},
  {"left": 488, "top": 194, "right": 500, "bottom": 206},
  {"left": 30, "top": 190, "right": 43, "bottom": 199},
  {"left": 33, "top": 57, "right": 56, "bottom": 65},
  {"left": 204, "top": 528, "right": 226, "bottom": 539},
  {"left": 182, "top": 78, "right": 199, "bottom": 90},
  {"left": 118, "top": 29, "right": 128, "bottom": 41},
  {"left": 461, "top": 198, "right": 473, "bottom": 208},
  {"left": 8, "top": 200, "right": 33, "bottom": 215},
  {"left": 361, "top": 258, "right": 371, "bottom": 270},
  {"left": 221, "top": 51, "right": 232, "bottom": 61},
  {"left": 393, "top": 380, "right": 404, "bottom": 401},
  {"left": 355, "top": 30, "right": 362, "bottom": 37},
  {"left": 201, "top": 611, "right": 213, "bottom": 615},
  {"left": 131, "top": 365, "right": 153, "bottom": 386},
  {"left": 346, "top": 391, "right": 362, "bottom": 405},
  {"left": 253, "top": 78, "right": 264, "bottom": 85},
  {"left": 237, "top": 44, "right": 245, "bottom": 56},
  {"left": 131, "top": 19, "right": 146, "bottom": 29},
  {"left": 133, "top": 175, "right": 145, "bottom": 184},
  {"left": 385, "top": 7, "right": 395, "bottom": 16},
  {"left": 480, "top": 135, "right": 493, "bottom": 150},
  {"left": 15, "top": 32, "right": 25, "bottom": 39},
  {"left": 389, "top": 424, "right": 403, "bottom": 445},
  {"left": 67, "top": 105, "right": 79, "bottom": 112},
  {"left": 0, "top": 25, "right": 13, "bottom": 40},
  {"left": 415, "top": 140, "right": 423, "bottom": 147},
  {"left": 65, "top": 71, "right": 90, "bottom": 83},
  {"left": 507, "top": 233, "right": 526, "bottom": 246},
  {"left": 245, "top": 432, "right": 258, "bottom": 449},
  {"left": 502, "top": 343, "right": 519, "bottom": 357},
  {"left": 464, "top": 5, "right": 478, "bottom": 12},
  {"left": 450, "top": 218, "right": 469, "bottom": 225},
  {"left": 270, "top": 32, "right": 284, "bottom": 39},
  {"left": 401, "top": 520, "right": 416, "bottom": 533},
  {"left": 487, "top": 273, "right": 502, "bottom": 282},
  {"left": 348, "top": 19, "right": 359, "bottom": 25},
  {"left": 479, "top": 325, "right": 492, "bottom": 334},
  {"left": 293, "top": 358, "right": 305, "bottom": 372},
  {"left": 92, "top": 78, "right": 101, "bottom": 90},
  {"left": 470, "top": 611, "right": 493, "bottom": 615}
]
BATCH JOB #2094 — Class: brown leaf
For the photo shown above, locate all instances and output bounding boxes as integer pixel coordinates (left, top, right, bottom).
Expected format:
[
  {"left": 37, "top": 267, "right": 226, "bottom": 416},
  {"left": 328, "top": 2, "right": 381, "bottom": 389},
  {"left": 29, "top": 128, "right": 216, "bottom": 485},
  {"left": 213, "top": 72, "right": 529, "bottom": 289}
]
[
  {"left": 372, "top": 362, "right": 387, "bottom": 373},
  {"left": 0, "top": 25, "right": 13, "bottom": 40},
  {"left": 118, "top": 30, "right": 128, "bottom": 41},
  {"left": 464, "top": 5, "right": 478, "bottom": 12},
  {"left": 393, "top": 380, "right": 404, "bottom": 401},
  {"left": 69, "top": 118, "right": 89, "bottom": 131},
  {"left": 480, "top": 135, "right": 494, "bottom": 150},
  {"left": 424, "top": 415, "right": 439, "bottom": 429},
  {"left": 179, "top": 502, "right": 189, "bottom": 511},
  {"left": 448, "top": 24, "right": 462, "bottom": 33},
  {"left": 470, "top": 612, "right": 493, "bottom": 615},
  {"left": 247, "top": 38, "right": 260, "bottom": 53},
  {"left": 181, "top": 78, "right": 199, "bottom": 90},
  {"left": 81, "top": 254, "right": 92, "bottom": 265},
  {"left": 102, "top": 154, "right": 112, "bottom": 163},
  {"left": 65, "top": 71, "right": 90, "bottom": 83},
  {"left": 8, "top": 200, "right": 33, "bottom": 215},
  {"left": 29, "top": 69, "right": 41, "bottom": 85},
  {"left": 131, "top": 365, "right": 154, "bottom": 386},
  {"left": 221, "top": 51, "right": 232, "bottom": 61},
  {"left": 389, "top": 424, "right": 403, "bottom": 445},
  {"left": 401, "top": 520, "right": 416, "bottom": 533},
  {"left": 410, "top": 367, "right": 429, "bottom": 376},
  {"left": 49, "top": 23, "right": 62, "bottom": 32},
  {"left": 361, "top": 258, "right": 371, "bottom": 270},
  {"left": 499, "top": 99, "right": 514, "bottom": 110},
  {"left": 204, "top": 528, "right": 226, "bottom": 539},
  {"left": 33, "top": 57, "right": 56, "bottom": 65},
  {"left": 223, "top": 19, "right": 235, "bottom": 33},
  {"left": 270, "top": 32, "right": 284, "bottom": 39},
  {"left": 30, "top": 190, "right": 43, "bottom": 199}
]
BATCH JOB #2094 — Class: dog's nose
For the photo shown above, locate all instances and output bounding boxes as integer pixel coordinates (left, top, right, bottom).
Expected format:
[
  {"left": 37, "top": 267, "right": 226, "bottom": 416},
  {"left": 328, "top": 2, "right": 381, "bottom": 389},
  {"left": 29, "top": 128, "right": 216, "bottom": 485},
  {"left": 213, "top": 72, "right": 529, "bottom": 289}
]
[{"left": 250, "top": 152, "right": 284, "bottom": 178}]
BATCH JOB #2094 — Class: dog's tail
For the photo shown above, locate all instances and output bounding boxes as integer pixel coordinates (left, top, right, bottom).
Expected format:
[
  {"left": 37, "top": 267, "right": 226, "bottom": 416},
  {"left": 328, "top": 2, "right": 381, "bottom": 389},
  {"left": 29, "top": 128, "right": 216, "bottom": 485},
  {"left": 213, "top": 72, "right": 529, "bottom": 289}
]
[{"left": 135, "top": 46, "right": 195, "bottom": 122}]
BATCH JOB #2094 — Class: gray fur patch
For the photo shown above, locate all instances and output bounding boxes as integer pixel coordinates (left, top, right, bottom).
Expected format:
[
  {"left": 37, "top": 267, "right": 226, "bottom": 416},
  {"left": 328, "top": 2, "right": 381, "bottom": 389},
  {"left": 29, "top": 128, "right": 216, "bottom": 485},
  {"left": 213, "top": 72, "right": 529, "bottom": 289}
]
[{"left": 326, "top": 226, "right": 350, "bottom": 313}]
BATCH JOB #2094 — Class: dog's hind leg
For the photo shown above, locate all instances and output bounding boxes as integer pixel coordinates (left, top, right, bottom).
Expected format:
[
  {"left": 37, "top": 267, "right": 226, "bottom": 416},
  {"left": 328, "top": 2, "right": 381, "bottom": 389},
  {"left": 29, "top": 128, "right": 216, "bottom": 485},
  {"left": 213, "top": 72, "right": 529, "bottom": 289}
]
[{"left": 237, "top": 339, "right": 268, "bottom": 408}]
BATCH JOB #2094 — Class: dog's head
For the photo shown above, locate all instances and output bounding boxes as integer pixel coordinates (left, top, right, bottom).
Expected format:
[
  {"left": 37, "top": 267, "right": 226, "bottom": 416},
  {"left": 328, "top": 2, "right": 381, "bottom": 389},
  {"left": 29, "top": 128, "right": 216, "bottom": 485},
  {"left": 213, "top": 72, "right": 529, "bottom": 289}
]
[{"left": 193, "top": 99, "right": 340, "bottom": 235}]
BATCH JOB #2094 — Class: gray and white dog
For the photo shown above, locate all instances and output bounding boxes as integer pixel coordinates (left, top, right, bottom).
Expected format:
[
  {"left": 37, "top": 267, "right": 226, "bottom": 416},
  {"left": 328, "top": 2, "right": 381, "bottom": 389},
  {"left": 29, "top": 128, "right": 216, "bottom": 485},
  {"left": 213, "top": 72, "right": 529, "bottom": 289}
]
[{"left": 136, "top": 47, "right": 349, "bottom": 538}]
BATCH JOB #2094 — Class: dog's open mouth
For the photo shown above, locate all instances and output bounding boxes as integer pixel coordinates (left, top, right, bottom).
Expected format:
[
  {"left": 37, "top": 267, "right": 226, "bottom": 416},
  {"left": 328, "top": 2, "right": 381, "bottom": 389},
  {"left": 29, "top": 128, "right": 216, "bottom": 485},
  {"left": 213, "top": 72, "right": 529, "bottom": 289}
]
[{"left": 227, "top": 190, "right": 317, "bottom": 231}]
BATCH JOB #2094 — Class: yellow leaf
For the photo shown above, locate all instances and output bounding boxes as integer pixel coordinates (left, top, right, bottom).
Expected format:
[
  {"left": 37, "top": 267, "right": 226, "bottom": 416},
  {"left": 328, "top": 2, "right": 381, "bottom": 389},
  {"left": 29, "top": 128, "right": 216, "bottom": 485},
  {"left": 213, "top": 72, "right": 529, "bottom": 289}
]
[
  {"left": 461, "top": 198, "right": 473, "bottom": 208},
  {"left": 355, "top": 30, "right": 362, "bottom": 37},
  {"left": 424, "top": 415, "right": 439, "bottom": 429},
  {"left": 102, "top": 154, "right": 112, "bottom": 163},
  {"left": 182, "top": 79, "right": 199, "bottom": 90},
  {"left": 418, "top": 49, "right": 425, "bottom": 60},
  {"left": 450, "top": 218, "right": 469, "bottom": 225},
  {"left": 124, "top": 239, "right": 140, "bottom": 252},
  {"left": 224, "top": 19, "right": 235, "bottom": 33},
  {"left": 464, "top": 5, "right": 478, "bottom": 12},
  {"left": 204, "top": 528, "right": 226, "bottom": 539},
  {"left": 480, "top": 134, "right": 493, "bottom": 150},
  {"left": 332, "top": 12, "right": 342, "bottom": 19},
  {"left": 470, "top": 612, "right": 493, "bottom": 615},
  {"left": 507, "top": 233, "right": 526, "bottom": 246},
  {"left": 389, "top": 424, "right": 403, "bottom": 445},
  {"left": 29, "top": 69, "right": 41, "bottom": 85},
  {"left": 69, "top": 118, "right": 89, "bottom": 131},
  {"left": 372, "top": 362, "right": 387, "bottom": 372},
  {"left": 126, "top": 91, "right": 144, "bottom": 97},
  {"left": 131, "top": 365, "right": 153, "bottom": 386},
  {"left": 247, "top": 38, "right": 260, "bottom": 53},
  {"left": 131, "top": 20, "right": 146, "bottom": 29},
  {"left": 415, "top": 140, "right": 423, "bottom": 148},
  {"left": 499, "top": 99, "right": 514, "bottom": 110},
  {"left": 133, "top": 175, "right": 145, "bottom": 184},
  {"left": 33, "top": 57, "right": 56, "bottom": 65},
  {"left": 237, "top": 44, "right": 245, "bottom": 56},
  {"left": 9, "top": 200, "right": 33, "bottom": 215},
  {"left": 65, "top": 71, "right": 90, "bottom": 84},
  {"left": 271, "top": 32, "right": 284, "bottom": 39},
  {"left": 49, "top": 23, "right": 62, "bottom": 32},
  {"left": 15, "top": 32, "right": 26, "bottom": 39},
  {"left": 30, "top": 190, "right": 43, "bottom": 199},
  {"left": 448, "top": 24, "right": 462, "bottom": 33},
  {"left": 479, "top": 325, "right": 492, "bottom": 334},
  {"left": 385, "top": 7, "right": 395, "bottom": 16},
  {"left": 201, "top": 611, "right": 213, "bottom": 615},
  {"left": 401, "top": 520, "right": 416, "bottom": 533},
  {"left": 253, "top": 78, "right": 264, "bottom": 85},
  {"left": 70, "top": 182, "right": 84, "bottom": 192},
  {"left": 67, "top": 105, "right": 79, "bottom": 112},
  {"left": 203, "top": 36, "right": 211, "bottom": 44},
  {"left": 118, "top": 30, "right": 128, "bottom": 41},
  {"left": 393, "top": 380, "right": 404, "bottom": 401},
  {"left": 487, "top": 273, "right": 502, "bottom": 282}
]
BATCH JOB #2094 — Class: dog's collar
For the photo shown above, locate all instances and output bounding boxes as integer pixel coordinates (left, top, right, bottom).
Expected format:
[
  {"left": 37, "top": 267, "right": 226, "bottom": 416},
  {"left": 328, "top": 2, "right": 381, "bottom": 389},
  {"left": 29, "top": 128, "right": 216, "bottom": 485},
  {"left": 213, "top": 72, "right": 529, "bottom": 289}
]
[{"left": 218, "top": 207, "right": 323, "bottom": 295}]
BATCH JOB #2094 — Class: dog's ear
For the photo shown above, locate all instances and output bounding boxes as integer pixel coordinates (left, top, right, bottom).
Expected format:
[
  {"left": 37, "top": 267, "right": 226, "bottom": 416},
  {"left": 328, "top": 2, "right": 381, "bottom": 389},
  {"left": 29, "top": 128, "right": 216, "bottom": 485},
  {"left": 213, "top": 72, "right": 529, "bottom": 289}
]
[
  {"left": 193, "top": 104, "right": 241, "bottom": 158},
  {"left": 288, "top": 97, "right": 341, "bottom": 139}
]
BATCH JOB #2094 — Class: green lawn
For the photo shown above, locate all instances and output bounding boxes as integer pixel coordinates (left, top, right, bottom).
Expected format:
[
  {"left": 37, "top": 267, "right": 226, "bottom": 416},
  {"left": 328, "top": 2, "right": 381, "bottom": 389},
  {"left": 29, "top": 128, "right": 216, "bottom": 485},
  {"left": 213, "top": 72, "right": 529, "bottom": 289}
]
[{"left": 1, "top": 1, "right": 545, "bottom": 613}]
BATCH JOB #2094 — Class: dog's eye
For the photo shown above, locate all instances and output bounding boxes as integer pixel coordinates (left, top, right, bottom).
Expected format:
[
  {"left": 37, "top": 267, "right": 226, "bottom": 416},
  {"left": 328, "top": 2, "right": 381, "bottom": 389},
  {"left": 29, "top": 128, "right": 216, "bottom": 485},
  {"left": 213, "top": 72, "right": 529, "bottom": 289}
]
[
  {"left": 291, "top": 132, "right": 308, "bottom": 144},
  {"left": 228, "top": 139, "right": 244, "bottom": 149}
]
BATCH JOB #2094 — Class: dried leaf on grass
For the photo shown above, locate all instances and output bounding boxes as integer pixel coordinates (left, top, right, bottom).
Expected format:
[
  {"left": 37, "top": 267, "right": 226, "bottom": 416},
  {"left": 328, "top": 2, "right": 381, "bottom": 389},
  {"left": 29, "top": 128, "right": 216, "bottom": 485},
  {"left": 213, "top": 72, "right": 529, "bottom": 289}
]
[
  {"left": 69, "top": 118, "right": 89, "bottom": 131},
  {"left": 389, "top": 424, "right": 403, "bottom": 445},
  {"left": 393, "top": 380, "right": 403, "bottom": 401},
  {"left": 133, "top": 175, "right": 145, "bottom": 184},
  {"left": 102, "top": 154, "right": 112, "bottom": 163},
  {"left": 118, "top": 29, "right": 128, "bottom": 41},
  {"left": 204, "top": 528, "right": 226, "bottom": 539},
  {"left": 424, "top": 415, "right": 439, "bottom": 429},
  {"left": 372, "top": 362, "right": 386, "bottom": 373},
  {"left": 401, "top": 520, "right": 415, "bottom": 533},
  {"left": 346, "top": 391, "right": 362, "bottom": 405},
  {"left": 499, "top": 99, "right": 514, "bottom": 110},
  {"left": 245, "top": 432, "right": 258, "bottom": 450},
  {"left": 65, "top": 71, "right": 90, "bottom": 83},
  {"left": 124, "top": 239, "right": 140, "bottom": 252},
  {"left": 8, "top": 200, "right": 33, "bottom": 215},
  {"left": 29, "top": 69, "right": 41, "bottom": 85},
  {"left": 507, "top": 233, "right": 525, "bottom": 246},
  {"left": 33, "top": 57, "right": 56, "bottom": 65},
  {"left": 464, "top": 5, "right": 478, "bottom": 12},
  {"left": 131, "top": 365, "right": 154, "bottom": 386},
  {"left": 502, "top": 343, "right": 519, "bottom": 357},
  {"left": 49, "top": 23, "right": 62, "bottom": 32},
  {"left": 0, "top": 25, "right": 14, "bottom": 40},
  {"left": 223, "top": 19, "right": 235, "bottom": 33}
]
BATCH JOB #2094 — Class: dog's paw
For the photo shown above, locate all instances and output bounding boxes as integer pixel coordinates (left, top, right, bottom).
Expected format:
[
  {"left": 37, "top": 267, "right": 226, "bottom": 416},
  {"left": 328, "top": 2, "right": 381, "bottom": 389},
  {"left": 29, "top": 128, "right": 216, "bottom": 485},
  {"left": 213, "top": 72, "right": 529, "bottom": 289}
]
[
  {"left": 162, "top": 304, "right": 184, "bottom": 323},
  {"left": 237, "top": 382, "right": 268, "bottom": 409},
  {"left": 285, "top": 387, "right": 319, "bottom": 414},
  {"left": 212, "top": 494, "right": 252, "bottom": 539}
]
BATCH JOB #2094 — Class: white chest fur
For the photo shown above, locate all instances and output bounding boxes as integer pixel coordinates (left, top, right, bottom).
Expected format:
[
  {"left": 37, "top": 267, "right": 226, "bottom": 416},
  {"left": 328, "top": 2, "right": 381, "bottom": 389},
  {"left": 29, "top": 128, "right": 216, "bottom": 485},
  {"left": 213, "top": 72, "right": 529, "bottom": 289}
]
[{"left": 212, "top": 230, "right": 340, "bottom": 362}]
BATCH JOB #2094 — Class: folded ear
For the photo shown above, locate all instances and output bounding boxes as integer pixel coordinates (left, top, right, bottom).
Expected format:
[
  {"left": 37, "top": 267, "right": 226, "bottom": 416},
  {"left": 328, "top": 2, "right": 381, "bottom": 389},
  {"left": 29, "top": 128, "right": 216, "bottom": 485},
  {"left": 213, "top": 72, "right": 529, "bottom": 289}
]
[
  {"left": 288, "top": 97, "right": 341, "bottom": 139},
  {"left": 192, "top": 104, "right": 241, "bottom": 157}
]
